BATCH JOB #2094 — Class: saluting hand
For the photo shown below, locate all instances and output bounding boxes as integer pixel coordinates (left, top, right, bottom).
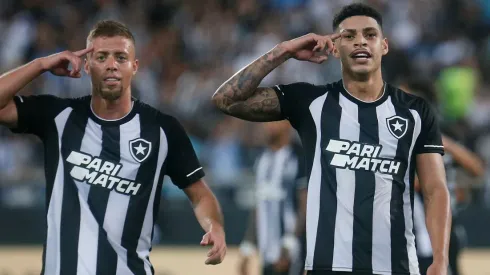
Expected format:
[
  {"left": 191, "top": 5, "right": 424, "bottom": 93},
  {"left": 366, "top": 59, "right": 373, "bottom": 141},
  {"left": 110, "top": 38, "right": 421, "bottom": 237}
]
[
  {"left": 279, "top": 32, "right": 341, "bottom": 64},
  {"left": 39, "top": 47, "right": 94, "bottom": 78},
  {"left": 200, "top": 224, "right": 227, "bottom": 265}
]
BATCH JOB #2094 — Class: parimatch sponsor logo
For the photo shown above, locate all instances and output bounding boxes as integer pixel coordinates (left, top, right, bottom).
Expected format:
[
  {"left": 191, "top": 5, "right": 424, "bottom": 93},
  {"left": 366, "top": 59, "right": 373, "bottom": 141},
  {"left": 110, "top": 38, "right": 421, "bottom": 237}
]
[
  {"left": 326, "top": 139, "right": 402, "bottom": 175},
  {"left": 66, "top": 151, "right": 141, "bottom": 195}
]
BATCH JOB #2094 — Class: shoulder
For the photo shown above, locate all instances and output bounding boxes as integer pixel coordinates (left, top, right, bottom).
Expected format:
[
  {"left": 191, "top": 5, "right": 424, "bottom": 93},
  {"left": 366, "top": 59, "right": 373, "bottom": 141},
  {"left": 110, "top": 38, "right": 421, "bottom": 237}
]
[
  {"left": 274, "top": 81, "right": 329, "bottom": 99},
  {"left": 388, "top": 84, "right": 433, "bottom": 114},
  {"left": 135, "top": 100, "right": 188, "bottom": 134}
]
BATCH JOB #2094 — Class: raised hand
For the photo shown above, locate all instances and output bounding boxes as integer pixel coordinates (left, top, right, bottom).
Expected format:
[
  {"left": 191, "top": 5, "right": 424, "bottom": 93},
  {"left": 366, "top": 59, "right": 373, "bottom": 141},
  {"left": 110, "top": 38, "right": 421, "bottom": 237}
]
[
  {"left": 39, "top": 47, "right": 94, "bottom": 78},
  {"left": 280, "top": 33, "right": 341, "bottom": 64}
]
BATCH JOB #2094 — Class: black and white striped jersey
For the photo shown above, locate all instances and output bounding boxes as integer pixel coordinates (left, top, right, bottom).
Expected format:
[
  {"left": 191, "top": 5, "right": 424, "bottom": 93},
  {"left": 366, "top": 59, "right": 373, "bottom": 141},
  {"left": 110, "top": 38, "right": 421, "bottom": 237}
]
[
  {"left": 254, "top": 143, "right": 306, "bottom": 264},
  {"left": 273, "top": 80, "right": 445, "bottom": 275},
  {"left": 10, "top": 94, "right": 205, "bottom": 275}
]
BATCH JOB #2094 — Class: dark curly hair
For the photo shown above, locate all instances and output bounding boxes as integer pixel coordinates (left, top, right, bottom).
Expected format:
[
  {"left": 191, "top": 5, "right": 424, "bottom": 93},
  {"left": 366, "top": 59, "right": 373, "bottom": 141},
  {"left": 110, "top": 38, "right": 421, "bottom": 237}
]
[{"left": 332, "top": 3, "right": 383, "bottom": 31}]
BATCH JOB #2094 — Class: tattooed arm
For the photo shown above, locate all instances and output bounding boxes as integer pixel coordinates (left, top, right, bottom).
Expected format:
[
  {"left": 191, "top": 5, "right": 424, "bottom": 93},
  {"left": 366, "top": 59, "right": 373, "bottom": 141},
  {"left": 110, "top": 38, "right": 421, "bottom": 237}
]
[
  {"left": 212, "top": 45, "right": 290, "bottom": 122},
  {"left": 212, "top": 33, "right": 338, "bottom": 122}
]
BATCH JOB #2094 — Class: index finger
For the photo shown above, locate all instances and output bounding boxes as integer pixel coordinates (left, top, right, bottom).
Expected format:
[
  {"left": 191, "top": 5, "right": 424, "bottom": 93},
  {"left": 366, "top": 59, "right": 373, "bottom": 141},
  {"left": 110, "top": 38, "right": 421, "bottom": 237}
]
[
  {"left": 74, "top": 46, "right": 94, "bottom": 57},
  {"left": 329, "top": 33, "right": 341, "bottom": 41}
]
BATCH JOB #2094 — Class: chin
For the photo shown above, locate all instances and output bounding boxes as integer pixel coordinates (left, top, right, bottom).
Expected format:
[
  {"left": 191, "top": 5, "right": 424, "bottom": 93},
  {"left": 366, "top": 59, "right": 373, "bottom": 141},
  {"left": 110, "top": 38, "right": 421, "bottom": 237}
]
[{"left": 100, "top": 89, "right": 123, "bottom": 101}]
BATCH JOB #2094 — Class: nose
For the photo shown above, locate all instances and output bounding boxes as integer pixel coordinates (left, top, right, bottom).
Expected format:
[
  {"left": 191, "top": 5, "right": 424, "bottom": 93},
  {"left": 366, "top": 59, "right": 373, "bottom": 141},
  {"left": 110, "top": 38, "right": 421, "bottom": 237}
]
[
  {"left": 354, "top": 35, "right": 367, "bottom": 48},
  {"left": 105, "top": 56, "right": 118, "bottom": 71}
]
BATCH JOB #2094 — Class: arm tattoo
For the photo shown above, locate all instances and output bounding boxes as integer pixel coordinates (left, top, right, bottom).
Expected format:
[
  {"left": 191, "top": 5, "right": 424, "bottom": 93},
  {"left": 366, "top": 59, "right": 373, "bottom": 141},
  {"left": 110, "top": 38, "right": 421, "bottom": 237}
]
[{"left": 212, "top": 45, "right": 290, "bottom": 122}]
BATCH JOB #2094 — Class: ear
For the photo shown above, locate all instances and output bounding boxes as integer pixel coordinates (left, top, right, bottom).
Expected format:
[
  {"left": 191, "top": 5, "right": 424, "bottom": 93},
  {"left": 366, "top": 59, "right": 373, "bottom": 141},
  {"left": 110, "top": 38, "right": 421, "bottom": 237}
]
[
  {"left": 332, "top": 41, "right": 341, "bottom": 59},
  {"left": 382, "top": 37, "right": 389, "bottom": 56},
  {"left": 84, "top": 56, "right": 90, "bottom": 75},
  {"left": 133, "top": 59, "right": 139, "bottom": 75}
]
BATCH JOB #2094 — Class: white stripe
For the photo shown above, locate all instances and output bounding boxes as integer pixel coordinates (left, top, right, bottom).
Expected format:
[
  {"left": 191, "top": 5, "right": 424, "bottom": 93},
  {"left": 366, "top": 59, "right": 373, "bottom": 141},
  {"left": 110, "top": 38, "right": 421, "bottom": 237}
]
[
  {"left": 44, "top": 108, "right": 72, "bottom": 275},
  {"left": 186, "top": 167, "right": 203, "bottom": 177},
  {"left": 76, "top": 118, "right": 103, "bottom": 275},
  {"left": 17, "top": 95, "right": 24, "bottom": 103},
  {"left": 372, "top": 97, "right": 397, "bottom": 272},
  {"left": 332, "top": 93, "right": 358, "bottom": 270},
  {"left": 136, "top": 127, "right": 168, "bottom": 275},
  {"left": 423, "top": 145, "right": 443, "bottom": 148},
  {"left": 305, "top": 93, "right": 328, "bottom": 269},
  {"left": 106, "top": 114, "right": 141, "bottom": 275},
  {"left": 407, "top": 110, "right": 423, "bottom": 274}
]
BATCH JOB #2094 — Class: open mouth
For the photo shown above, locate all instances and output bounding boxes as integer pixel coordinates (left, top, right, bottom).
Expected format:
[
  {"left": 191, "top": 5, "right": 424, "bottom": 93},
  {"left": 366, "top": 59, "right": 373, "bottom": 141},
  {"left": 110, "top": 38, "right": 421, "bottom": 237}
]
[
  {"left": 104, "top": 77, "right": 121, "bottom": 84},
  {"left": 350, "top": 50, "right": 372, "bottom": 61}
]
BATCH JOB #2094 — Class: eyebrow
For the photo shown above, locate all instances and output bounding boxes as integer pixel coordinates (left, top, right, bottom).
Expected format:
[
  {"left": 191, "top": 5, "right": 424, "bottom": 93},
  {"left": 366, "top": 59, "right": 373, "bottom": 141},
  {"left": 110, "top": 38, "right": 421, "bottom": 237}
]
[
  {"left": 94, "top": 50, "right": 129, "bottom": 55},
  {"left": 341, "top": 27, "right": 379, "bottom": 33}
]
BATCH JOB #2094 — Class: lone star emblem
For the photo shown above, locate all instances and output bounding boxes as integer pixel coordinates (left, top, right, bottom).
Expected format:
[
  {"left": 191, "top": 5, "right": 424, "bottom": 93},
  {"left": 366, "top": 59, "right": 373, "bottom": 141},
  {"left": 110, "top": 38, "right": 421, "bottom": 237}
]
[
  {"left": 129, "top": 138, "right": 152, "bottom": 163},
  {"left": 386, "top": 116, "right": 408, "bottom": 139}
]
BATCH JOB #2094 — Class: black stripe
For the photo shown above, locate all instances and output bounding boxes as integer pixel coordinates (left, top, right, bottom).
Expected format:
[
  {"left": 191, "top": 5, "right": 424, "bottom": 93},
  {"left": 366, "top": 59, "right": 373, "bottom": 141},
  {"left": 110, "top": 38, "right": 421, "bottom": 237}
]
[
  {"left": 352, "top": 105, "right": 379, "bottom": 271},
  {"left": 41, "top": 120, "right": 61, "bottom": 275},
  {"left": 60, "top": 112, "right": 88, "bottom": 274},
  {"left": 314, "top": 90, "right": 341, "bottom": 268},
  {"left": 123, "top": 115, "right": 161, "bottom": 275},
  {"left": 390, "top": 99, "right": 415, "bottom": 274},
  {"left": 90, "top": 125, "right": 121, "bottom": 275}
]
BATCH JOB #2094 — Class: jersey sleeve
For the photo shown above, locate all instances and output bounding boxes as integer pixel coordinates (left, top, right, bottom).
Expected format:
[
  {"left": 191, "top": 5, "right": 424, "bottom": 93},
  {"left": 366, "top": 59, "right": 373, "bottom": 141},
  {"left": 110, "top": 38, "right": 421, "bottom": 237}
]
[
  {"left": 164, "top": 116, "right": 205, "bottom": 189},
  {"left": 272, "top": 82, "right": 324, "bottom": 126},
  {"left": 414, "top": 99, "right": 445, "bottom": 155},
  {"left": 10, "top": 94, "right": 63, "bottom": 138},
  {"left": 292, "top": 144, "right": 307, "bottom": 190}
]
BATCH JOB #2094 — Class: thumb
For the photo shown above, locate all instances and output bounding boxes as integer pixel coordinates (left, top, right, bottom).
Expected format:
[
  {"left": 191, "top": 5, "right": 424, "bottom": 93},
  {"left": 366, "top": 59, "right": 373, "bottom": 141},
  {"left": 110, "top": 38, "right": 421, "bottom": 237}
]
[{"left": 200, "top": 232, "right": 211, "bottom": 246}]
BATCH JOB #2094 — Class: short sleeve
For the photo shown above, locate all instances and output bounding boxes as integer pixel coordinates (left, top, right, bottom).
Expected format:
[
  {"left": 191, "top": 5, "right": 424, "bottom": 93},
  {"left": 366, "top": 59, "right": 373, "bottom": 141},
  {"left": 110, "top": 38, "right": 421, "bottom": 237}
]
[
  {"left": 164, "top": 116, "right": 205, "bottom": 189},
  {"left": 273, "top": 82, "right": 325, "bottom": 125},
  {"left": 10, "top": 94, "right": 63, "bottom": 138},
  {"left": 414, "top": 99, "right": 445, "bottom": 155}
]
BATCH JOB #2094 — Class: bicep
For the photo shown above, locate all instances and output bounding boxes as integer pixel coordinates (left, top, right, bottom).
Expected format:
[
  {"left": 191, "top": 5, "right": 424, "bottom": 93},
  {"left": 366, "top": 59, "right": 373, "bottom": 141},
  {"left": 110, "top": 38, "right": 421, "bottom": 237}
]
[
  {"left": 416, "top": 153, "right": 447, "bottom": 195},
  {"left": 224, "top": 87, "right": 284, "bottom": 122},
  {"left": 0, "top": 99, "right": 18, "bottom": 129}
]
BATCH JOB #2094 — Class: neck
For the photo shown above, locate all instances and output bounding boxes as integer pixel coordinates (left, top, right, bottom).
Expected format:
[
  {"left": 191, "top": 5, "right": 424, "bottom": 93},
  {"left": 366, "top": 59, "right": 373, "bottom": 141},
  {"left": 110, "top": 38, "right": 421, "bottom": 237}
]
[
  {"left": 268, "top": 135, "right": 290, "bottom": 151},
  {"left": 91, "top": 92, "right": 133, "bottom": 121},
  {"left": 342, "top": 69, "right": 385, "bottom": 102}
]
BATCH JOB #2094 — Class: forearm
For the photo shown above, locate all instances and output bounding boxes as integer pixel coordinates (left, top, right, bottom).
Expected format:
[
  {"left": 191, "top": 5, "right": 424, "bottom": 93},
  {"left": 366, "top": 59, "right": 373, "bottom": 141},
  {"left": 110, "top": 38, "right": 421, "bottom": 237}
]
[
  {"left": 424, "top": 186, "right": 451, "bottom": 263},
  {"left": 212, "top": 44, "right": 290, "bottom": 108},
  {"left": 0, "top": 59, "right": 45, "bottom": 108},
  {"left": 192, "top": 192, "right": 224, "bottom": 233}
]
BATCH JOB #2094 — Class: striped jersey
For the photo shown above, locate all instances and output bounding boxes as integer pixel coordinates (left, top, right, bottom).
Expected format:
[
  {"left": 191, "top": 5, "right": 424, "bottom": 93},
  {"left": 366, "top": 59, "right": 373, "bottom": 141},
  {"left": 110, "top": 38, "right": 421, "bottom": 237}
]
[
  {"left": 10, "top": 94, "right": 205, "bottom": 275},
  {"left": 254, "top": 143, "right": 306, "bottom": 264},
  {"left": 273, "top": 80, "right": 445, "bottom": 275}
]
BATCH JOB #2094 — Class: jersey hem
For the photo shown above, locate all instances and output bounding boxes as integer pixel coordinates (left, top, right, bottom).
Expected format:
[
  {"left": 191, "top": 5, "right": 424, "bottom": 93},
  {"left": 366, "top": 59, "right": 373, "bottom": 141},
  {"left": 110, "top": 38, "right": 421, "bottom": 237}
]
[
  {"left": 304, "top": 266, "right": 417, "bottom": 275},
  {"left": 415, "top": 148, "right": 444, "bottom": 156}
]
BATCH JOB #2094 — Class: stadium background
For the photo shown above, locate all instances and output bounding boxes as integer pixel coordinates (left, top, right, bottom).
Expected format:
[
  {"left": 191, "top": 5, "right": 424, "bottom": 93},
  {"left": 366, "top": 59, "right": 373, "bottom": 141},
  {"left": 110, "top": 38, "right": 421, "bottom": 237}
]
[{"left": 0, "top": 0, "right": 489, "bottom": 274}]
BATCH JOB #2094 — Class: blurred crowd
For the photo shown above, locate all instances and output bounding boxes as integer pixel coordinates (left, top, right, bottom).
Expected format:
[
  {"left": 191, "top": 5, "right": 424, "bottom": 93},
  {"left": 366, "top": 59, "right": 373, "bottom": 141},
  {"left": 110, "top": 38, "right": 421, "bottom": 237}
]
[{"left": 0, "top": 0, "right": 490, "bottom": 208}]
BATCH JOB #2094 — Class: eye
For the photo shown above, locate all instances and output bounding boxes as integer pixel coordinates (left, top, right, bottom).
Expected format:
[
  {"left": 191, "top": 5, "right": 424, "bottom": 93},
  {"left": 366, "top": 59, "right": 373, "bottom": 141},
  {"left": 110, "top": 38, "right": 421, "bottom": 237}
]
[
  {"left": 344, "top": 34, "right": 354, "bottom": 39},
  {"left": 367, "top": 33, "right": 377, "bottom": 38},
  {"left": 117, "top": 56, "right": 127, "bottom": 61},
  {"left": 96, "top": 56, "right": 105, "bottom": 61}
]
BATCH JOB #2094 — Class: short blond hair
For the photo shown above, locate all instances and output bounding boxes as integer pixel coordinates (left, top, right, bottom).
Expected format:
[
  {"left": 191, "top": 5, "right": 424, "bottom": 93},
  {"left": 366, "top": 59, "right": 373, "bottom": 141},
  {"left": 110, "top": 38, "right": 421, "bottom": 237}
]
[{"left": 87, "top": 20, "right": 135, "bottom": 46}]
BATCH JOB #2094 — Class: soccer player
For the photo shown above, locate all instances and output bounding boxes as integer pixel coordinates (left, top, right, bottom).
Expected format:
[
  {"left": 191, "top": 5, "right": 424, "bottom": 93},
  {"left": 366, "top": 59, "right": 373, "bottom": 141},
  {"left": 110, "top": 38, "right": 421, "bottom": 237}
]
[
  {"left": 237, "top": 120, "right": 307, "bottom": 275},
  {"left": 212, "top": 3, "right": 451, "bottom": 275},
  {"left": 0, "top": 20, "right": 226, "bottom": 274}
]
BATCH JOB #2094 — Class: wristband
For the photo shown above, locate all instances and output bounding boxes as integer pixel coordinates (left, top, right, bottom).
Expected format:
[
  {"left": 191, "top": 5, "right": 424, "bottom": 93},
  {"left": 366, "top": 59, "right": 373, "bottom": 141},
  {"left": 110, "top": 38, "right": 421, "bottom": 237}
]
[{"left": 282, "top": 234, "right": 300, "bottom": 259}]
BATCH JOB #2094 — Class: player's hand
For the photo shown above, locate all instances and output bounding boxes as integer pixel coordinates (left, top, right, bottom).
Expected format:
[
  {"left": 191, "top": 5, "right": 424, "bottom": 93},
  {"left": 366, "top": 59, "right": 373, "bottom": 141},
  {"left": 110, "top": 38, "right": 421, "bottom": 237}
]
[
  {"left": 427, "top": 260, "right": 448, "bottom": 275},
  {"left": 237, "top": 255, "right": 250, "bottom": 275},
  {"left": 274, "top": 247, "right": 291, "bottom": 273},
  {"left": 200, "top": 224, "right": 226, "bottom": 265},
  {"left": 39, "top": 47, "right": 94, "bottom": 78},
  {"left": 279, "top": 32, "right": 341, "bottom": 64}
]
